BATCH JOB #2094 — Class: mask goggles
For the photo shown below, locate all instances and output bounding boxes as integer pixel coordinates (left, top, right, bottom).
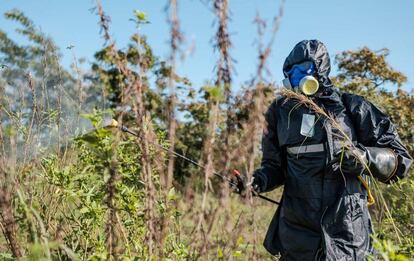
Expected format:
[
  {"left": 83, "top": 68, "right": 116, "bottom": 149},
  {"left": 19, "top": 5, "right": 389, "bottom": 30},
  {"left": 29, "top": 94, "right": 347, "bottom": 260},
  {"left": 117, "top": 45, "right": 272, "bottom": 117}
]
[{"left": 283, "top": 61, "right": 319, "bottom": 96}]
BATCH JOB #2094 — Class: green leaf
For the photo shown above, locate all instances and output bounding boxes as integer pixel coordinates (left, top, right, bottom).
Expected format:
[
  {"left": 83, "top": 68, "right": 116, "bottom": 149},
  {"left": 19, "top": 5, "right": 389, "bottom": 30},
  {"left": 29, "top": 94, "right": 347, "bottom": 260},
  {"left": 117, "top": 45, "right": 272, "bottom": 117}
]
[
  {"left": 232, "top": 250, "right": 242, "bottom": 257},
  {"left": 217, "top": 247, "right": 223, "bottom": 258},
  {"left": 134, "top": 10, "right": 147, "bottom": 22},
  {"left": 80, "top": 113, "right": 102, "bottom": 129},
  {"left": 236, "top": 236, "right": 244, "bottom": 246},
  {"left": 204, "top": 85, "right": 224, "bottom": 102},
  {"left": 167, "top": 187, "right": 177, "bottom": 201}
]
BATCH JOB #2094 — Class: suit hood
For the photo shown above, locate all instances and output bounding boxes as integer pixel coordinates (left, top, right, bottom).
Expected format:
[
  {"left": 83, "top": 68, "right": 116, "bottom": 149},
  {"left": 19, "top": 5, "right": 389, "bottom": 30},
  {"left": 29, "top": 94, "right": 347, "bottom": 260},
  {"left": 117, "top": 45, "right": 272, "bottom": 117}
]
[{"left": 283, "top": 40, "right": 333, "bottom": 89}]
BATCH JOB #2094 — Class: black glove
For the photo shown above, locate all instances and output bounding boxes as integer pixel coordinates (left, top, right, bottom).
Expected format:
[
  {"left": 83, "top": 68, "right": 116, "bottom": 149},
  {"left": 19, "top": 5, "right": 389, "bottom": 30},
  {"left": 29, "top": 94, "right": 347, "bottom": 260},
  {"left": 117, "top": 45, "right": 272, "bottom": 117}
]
[
  {"left": 250, "top": 176, "right": 265, "bottom": 194},
  {"left": 334, "top": 145, "right": 398, "bottom": 183},
  {"left": 335, "top": 146, "right": 368, "bottom": 177}
]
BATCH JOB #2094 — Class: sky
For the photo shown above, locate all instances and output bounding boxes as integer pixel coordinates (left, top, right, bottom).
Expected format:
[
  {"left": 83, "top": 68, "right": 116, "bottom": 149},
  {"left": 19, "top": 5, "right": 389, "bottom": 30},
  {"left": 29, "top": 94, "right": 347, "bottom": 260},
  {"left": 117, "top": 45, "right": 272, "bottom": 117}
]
[{"left": 0, "top": 0, "right": 413, "bottom": 92}]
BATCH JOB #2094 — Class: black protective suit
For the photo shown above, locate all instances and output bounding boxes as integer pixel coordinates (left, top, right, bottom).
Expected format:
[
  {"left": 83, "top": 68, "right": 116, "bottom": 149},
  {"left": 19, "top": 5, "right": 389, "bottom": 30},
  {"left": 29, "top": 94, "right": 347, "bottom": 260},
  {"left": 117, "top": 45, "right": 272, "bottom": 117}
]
[{"left": 253, "top": 40, "right": 413, "bottom": 260}]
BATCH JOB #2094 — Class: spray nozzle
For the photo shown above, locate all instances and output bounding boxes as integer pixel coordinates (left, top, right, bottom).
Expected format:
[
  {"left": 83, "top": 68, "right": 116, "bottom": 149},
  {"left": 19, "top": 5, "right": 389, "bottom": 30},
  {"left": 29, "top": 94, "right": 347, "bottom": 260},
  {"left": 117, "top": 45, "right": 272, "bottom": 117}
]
[{"left": 103, "top": 118, "right": 119, "bottom": 128}]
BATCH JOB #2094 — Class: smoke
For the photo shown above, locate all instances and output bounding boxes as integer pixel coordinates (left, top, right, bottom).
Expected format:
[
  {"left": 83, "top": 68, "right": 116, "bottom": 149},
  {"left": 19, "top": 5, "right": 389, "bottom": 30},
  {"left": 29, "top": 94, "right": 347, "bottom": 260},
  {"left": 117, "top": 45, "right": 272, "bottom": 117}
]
[{"left": 0, "top": 71, "right": 106, "bottom": 163}]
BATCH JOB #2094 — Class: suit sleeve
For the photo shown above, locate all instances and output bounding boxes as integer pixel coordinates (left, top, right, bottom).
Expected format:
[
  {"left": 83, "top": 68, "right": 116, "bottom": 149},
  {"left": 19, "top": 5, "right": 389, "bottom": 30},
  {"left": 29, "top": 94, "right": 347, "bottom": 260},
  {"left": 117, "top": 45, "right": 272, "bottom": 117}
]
[
  {"left": 253, "top": 101, "right": 285, "bottom": 192},
  {"left": 343, "top": 93, "right": 413, "bottom": 183}
]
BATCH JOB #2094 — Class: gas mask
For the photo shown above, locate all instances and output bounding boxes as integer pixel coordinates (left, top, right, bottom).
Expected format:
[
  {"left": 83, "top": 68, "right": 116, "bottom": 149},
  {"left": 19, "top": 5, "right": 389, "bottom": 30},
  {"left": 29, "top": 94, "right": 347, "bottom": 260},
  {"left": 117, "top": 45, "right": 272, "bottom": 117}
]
[{"left": 282, "top": 61, "right": 319, "bottom": 96}]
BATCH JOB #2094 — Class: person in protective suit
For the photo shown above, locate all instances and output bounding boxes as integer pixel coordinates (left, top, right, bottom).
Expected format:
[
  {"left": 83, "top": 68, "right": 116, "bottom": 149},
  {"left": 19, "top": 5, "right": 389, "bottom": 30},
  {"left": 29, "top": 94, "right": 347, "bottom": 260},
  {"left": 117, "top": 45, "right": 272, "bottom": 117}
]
[{"left": 236, "top": 40, "right": 413, "bottom": 260}]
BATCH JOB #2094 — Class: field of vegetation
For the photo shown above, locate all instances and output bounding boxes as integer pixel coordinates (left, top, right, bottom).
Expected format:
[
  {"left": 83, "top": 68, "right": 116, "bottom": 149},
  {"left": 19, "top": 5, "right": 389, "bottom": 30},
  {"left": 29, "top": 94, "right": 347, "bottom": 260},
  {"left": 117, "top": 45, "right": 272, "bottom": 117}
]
[{"left": 1, "top": 1, "right": 413, "bottom": 260}]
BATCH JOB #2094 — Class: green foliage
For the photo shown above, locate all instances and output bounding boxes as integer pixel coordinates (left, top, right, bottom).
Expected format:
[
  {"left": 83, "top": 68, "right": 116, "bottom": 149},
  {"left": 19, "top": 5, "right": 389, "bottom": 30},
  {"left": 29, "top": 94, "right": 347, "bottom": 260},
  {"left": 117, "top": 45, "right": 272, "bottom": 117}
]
[
  {"left": 335, "top": 47, "right": 407, "bottom": 93},
  {"left": 13, "top": 112, "right": 185, "bottom": 259},
  {"left": 369, "top": 237, "right": 410, "bottom": 261},
  {"left": 203, "top": 85, "right": 225, "bottom": 103},
  {"left": 37, "top": 113, "right": 143, "bottom": 257}
]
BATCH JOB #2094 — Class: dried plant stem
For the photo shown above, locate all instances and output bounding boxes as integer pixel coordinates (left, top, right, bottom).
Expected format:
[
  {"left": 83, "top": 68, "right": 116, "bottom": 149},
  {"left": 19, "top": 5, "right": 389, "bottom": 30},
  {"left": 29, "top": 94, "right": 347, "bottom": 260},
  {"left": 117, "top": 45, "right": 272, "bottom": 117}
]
[
  {"left": 236, "top": 5, "right": 285, "bottom": 188},
  {"left": 194, "top": 100, "right": 220, "bottom": 255},
  {"left": 166, "top": 71, "right": 177, "bottom": 188},
  {"left": 23, "top": 72, "right": 36, "bottom": 164},
  {"left": 30, "top": 203, "right": 52, "bottom": 260},
  {"left": 214, "top": 0, "right": 232, "bottom": 91},
  {"left": 166, "top": 0, "right": 183, "bottom": 189},
  {"left": 0, "top": 168, "right": 22, "bottom": 258},
  {"left": 105, "top": 160, "right": 120, "bottom": 260},
  {"left": 95, "top": 1, "right": 160, "bottom": 257},
  {"left": 157, "top": 0, "right": 184, "bottom": 253},
  {"left": 94, "top": 3, "right": 122, "bottom": 258},
  {"left": 253, "top": 0, "right": 284, "bottom": 83},
  {"left": 48, "top": 47, "right": 65, "bottom": 157},
  {"left": 129, "top": 36, "right": 159, "bottom": 257},
  {"left": 96, "top": 0, "right": 111, "bottom": 44},
  {"left": 214, "top": 0, "right": 232, "bottom": 157},
  {"left": 235, "top": 6, "right": 285, "bottom": 199},
  {"left": 40, "top": 45, "right": 50, "bottom": 124},
  {"left": 138, "top": 117, "right": 157, "bottom": 257},
  {"left": 213, "top": 0, "right": 235, "bottom": 236},
  {"left": 238, "top": 0, "right": 285, "bottom": 198},
  {"left": 247, "top": 84, "right": 266, "bottom": 187},
  {"left": 129, "top": 36, "right": 158, "bottom": 258},
  {"left": 70, "top": 48, "right": 84, "bottom": 125},
  {"left": 236, "top": 85, "right": 268, "bottom": 260}
]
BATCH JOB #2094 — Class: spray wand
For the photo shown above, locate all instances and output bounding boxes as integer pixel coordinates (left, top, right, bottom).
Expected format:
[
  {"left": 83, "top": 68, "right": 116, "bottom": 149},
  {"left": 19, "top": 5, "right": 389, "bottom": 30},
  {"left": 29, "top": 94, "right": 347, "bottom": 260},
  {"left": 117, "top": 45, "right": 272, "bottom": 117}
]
[{"left": 105, "top": 119, "right": 279, "bottom": 205}]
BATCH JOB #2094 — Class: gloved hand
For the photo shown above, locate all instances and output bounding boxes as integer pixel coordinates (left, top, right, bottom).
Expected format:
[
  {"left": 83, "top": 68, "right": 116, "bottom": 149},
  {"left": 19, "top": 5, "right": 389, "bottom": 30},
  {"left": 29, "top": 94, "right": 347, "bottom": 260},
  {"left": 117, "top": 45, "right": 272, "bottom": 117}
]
[
  {"left": 335, "top": 146, "right": 368, "bottom": 177},
  {"left": 334, "top": 145, "right": 398, "bottom": 183},
  {"left": 248, "top": 176, "right": 265, "bottom": 194},
  {"left": 230, "top": 170, "right": 264, "bottom": 194}
]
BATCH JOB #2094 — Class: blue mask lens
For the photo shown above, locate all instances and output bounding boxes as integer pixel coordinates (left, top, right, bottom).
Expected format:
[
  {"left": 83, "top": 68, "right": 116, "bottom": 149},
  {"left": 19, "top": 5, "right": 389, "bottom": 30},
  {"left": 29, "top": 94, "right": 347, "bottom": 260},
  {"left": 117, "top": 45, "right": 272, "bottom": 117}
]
[{"left": 287, "top": 62, "right": 315, "bottom": 87}]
